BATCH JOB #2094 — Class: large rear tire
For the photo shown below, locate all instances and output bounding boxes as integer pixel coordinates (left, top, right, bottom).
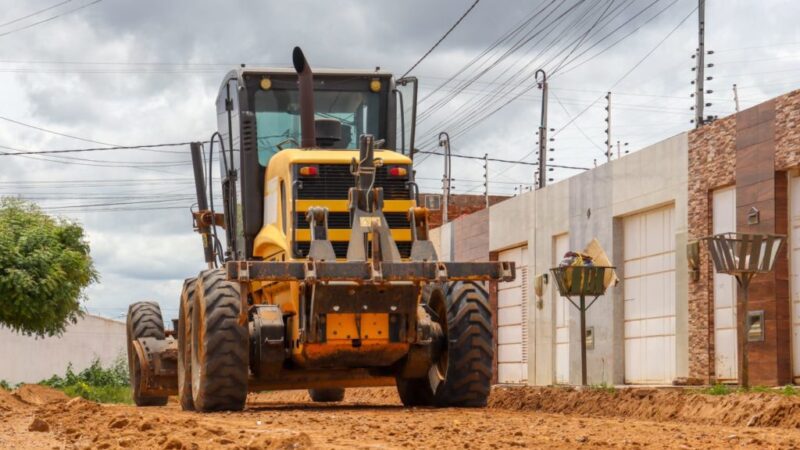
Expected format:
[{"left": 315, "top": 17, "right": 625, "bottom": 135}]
[
  {"left": 396, "top": 281, "right": 493, "bottom": 407},
  {"left": 177, "top": 277, "right": 196, "bottom": 411},
  {"left": 126, "top": 301, "right": 169, "bottom": 407},
  {"left": 308, "top": 388, "right": 345, "bottom": 402},
  {"left": 191, "top": 269, "right": 249, "bottom": 412}
]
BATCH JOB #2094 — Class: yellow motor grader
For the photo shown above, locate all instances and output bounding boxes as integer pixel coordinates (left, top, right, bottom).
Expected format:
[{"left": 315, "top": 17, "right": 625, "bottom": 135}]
[{"left": 126, "top": 47, "right": 515, "bottom": 411}]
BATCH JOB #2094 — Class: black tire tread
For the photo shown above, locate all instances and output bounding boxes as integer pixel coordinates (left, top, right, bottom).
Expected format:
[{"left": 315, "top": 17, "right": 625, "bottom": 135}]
[
  {"left": 177, "top": 277, "right": 196, "bottom": 411},
  {"left": 192, "top": 269, "right": 248, "bottom": 412},
  {"left": 127, "top": 301, "right": 168, "bottom": 407},
  {"left": 436, "top": 281, "right": 493, "bottom": 407}
]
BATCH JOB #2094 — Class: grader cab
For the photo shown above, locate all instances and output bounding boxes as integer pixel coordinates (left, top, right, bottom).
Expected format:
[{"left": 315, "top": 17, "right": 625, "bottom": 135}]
[{"left": 126, "top": 47, "right": 515, "bottom": 411}]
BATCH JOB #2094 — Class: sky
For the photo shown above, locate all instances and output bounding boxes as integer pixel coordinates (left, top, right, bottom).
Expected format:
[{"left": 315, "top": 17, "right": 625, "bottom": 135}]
[{"left": 0, "top": 0, "right": 798, "bottom": 322}]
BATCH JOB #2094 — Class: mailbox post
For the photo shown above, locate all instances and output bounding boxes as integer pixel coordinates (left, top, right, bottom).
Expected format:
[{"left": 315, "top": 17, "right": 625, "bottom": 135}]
[
  {"left": 550, "top": 265, "right": 615, "bottom": 386},
  {"left": 704, "top": 232, "right": 784, "bottom": 389}
]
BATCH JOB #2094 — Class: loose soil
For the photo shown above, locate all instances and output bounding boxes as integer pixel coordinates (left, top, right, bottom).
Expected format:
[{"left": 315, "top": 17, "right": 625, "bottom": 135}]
[{"left": 2, "top": 384, "right": 800, "bottom": 449}]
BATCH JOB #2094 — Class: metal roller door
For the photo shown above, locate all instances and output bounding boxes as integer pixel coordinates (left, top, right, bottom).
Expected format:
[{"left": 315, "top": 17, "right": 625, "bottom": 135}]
[
  {"left": 623, "top": 206, "right": 676, "bottom": 384},
  {"left": 791, "top": 177, "right": 800, "bottom": 382},
  {"left": 497, "top": 246, "right": 528, "bottom": 384},
  {"left": 713, "top": 186, "right": 738, "bottom": 381},
  {"left": 553, "top": 234, "right": 571, "bottom": 384}
]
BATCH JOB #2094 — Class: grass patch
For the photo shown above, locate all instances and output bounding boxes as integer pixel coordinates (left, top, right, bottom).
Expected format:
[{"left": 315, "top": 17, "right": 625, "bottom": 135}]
[
  {"left": 780, "top": 385, "right": 799, "bottom": 396},
  {"left": 701, "top": 383, "right": 733, "bottom": 396},
  {"left": 61, "top": 383, "right": 132, "bottom": 404},
  {"left": 0, "top": 380, "right": 10, "bottom": 390},
  {"left": 40, "top": 356, "right": 132, "bottom": 404},
  {"left": 589, "top": 382, "right": 616, "bottom": 394}
]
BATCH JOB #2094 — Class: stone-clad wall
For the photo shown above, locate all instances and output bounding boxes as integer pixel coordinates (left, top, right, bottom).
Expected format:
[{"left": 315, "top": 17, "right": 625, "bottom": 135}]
[
  {"left": 687, "top": 115, "right": 736, "bottom": 382},
  {"left": 688, "top": 89, "right": 800, "bottom": 384}
]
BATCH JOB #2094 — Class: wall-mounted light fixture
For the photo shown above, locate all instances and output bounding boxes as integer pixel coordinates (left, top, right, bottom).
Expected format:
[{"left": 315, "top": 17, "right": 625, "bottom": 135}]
[
  {"left": 687, "top": 240, "right": 700, "bottom": 281},
  {"left": 748, "top": 206, "right": 760, "bottom": 225}
]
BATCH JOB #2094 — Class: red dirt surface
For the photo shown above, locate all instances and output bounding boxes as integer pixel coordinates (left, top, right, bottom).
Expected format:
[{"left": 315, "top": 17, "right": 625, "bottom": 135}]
[{"left": 3, "top": 385, "right": 800, "bottom": 449}]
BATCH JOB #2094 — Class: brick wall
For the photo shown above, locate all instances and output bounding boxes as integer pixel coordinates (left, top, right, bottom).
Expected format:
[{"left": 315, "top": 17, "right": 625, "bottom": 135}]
[
  {"left": 688, "top": 89, "right": 800, "bottom": 385},
  {"left": 420, "top": 193, "right": 508, "bottom": 229}
]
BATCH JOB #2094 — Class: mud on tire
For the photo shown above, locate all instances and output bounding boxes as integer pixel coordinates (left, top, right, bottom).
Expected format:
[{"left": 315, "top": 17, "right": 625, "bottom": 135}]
[
  {"left": 127, "top": 301, "right": 169, "bottom": 407},
  {"left": 191, "top": 269, "right": 249, "bottom": 411},
  {"left": 308, "top": 388, "right": 345, "bottom": 402},
  {"left": 177, "top": 277, "right": 196, "bottom": 411},
  {"left": 397, "top": 281, "right": 493, "bottom": 407}
]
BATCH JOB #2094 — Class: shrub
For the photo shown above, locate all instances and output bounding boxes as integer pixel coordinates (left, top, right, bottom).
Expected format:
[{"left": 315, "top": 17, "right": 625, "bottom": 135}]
[{"left": 40, "top": 356, "right": 131, "bottom": 404}]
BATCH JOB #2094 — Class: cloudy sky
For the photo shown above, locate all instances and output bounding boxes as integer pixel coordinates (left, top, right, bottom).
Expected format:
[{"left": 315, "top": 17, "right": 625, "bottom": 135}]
[{"left": 0, "top": 0, "right": 798, "bottom": 322}]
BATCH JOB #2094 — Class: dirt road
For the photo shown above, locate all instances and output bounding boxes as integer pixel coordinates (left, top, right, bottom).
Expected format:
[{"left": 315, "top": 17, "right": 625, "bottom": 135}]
[{"left": 3, "top": 385, "right": 800, "bottom": 449}]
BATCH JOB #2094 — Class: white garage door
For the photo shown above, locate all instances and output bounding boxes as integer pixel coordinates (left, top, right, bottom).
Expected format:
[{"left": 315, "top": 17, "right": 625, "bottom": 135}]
[
  {"left": 791, "top": 177, "right": 800, "bottom": 382},
  {"left": 623, "top": 206, "right": 676, "bottom": 384},
  {"left": 497, "top": 246, "right": 528, "bottom": 384},
  {"left": 713, "top": 186, "right": 738, "bottom": 382},
  {"left": 553, "top": 234, "right": 571, "bottom": 384}
]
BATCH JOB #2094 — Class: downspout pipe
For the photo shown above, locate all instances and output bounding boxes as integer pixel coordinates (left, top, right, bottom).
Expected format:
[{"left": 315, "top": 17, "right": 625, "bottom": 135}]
[{"left": 292, "top": 47, "right": 316, "bottom": 148}]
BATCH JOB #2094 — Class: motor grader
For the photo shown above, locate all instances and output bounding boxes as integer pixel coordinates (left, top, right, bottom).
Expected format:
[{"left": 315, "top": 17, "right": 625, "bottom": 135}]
[{"left": 126, "top": 47, "right": 515, "bottom": 411}]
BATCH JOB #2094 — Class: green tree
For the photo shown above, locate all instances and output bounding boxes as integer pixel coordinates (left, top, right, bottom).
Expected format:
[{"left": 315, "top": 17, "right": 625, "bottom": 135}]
[{"left": 0, "top": 198, "right": 97, "bottom": 336}]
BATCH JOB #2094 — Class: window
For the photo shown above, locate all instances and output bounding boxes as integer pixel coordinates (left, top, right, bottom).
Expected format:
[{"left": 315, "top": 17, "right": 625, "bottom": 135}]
[{"left": 254, "top": 89, "right": 381, "bottom": 166}]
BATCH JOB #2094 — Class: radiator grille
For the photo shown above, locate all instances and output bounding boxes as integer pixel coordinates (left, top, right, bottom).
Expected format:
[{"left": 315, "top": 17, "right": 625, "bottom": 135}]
[{"left": 296, "top": 164, "right": 410, "bottom": 200}]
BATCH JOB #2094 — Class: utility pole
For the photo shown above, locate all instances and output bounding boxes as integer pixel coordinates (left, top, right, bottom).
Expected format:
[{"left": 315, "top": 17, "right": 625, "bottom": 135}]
[
  {"left": 733, "top": 83, "right": 740, "bottom": 113},
  {"left": 483, "top": 153, "right": 489, "bottom": 207},
  {"left": 694, "top": 0, "right": 706, "bottom": 128},
  {"left": 438, "top": 132, "right": 452, "bottom": 224},
  {"left": 536, "top": 69, "right": 548, "bottom": 189},
  {"left": 604, "top": 91, "right": 612, "bottom": 162}
]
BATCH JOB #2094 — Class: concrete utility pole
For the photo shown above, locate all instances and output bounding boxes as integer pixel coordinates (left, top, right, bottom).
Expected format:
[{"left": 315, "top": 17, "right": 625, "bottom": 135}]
[
  {"left": 483, "top": 153, "right": 489, "bottom": 207},
  {"left": 604, "top": 91, "right": 612, "bottom": 162},
  {"left": 438, "top": 132, "right": 452, "bottom": 224},
  {"left": 535, "top": 69, "right": 548, "bottom": 189},
  {"left": 694, "top": 0, "right": 706, "bottom": 128},
  {"left": 733, "top": 83, "right": 740, "bottom": 113}
]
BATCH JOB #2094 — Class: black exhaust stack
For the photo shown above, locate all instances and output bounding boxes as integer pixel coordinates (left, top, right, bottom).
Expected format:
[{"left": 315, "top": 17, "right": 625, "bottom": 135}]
[{"left": 292, "top": 47, "right": 316, "bottom": 148}]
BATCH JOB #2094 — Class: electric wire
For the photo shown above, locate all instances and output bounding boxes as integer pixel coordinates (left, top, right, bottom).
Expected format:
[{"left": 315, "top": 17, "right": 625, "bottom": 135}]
[
  {"left": 0, "top": 0, "right": 103, "bottom": 39},
  {"left": 401, "top": 0, "right": 480, "bottom": 78}
]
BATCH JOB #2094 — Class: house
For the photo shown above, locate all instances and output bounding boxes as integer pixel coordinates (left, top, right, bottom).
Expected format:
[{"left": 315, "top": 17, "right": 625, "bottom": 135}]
[{"left": 429, "top": 88, "right": 800, "bottom": 387}]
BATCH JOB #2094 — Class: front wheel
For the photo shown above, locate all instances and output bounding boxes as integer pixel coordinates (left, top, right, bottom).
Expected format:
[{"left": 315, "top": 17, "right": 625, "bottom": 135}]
[
  {"left": 177, "top": 277, "right": 196, "bottom": 411},
  {"left": 396, "top": 281, "right": 494, "bottom": 407},
  {"left": 190, "top": 269, "right": 249, "bottom": 412},
  {"left": 126, "top": 301, "right": 169, "bottom": 407}
]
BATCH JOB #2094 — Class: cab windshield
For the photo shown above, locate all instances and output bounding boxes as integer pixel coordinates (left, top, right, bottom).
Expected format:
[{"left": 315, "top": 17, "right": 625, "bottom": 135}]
[{"left": 254, "top": 89, "right": 381, "bottom": 166}]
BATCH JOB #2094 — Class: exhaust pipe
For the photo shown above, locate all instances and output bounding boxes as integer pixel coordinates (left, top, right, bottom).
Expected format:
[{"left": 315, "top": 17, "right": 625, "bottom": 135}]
[{"left": 292, "top": 47, "right": 316, "bottom": 148}]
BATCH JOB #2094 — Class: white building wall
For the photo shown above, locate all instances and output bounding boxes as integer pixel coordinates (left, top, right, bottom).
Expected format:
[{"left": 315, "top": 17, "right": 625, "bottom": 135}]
[
  {"left": 0, "top": 314, "right": 127, "bottom": 384},
  {"left": 482, "top": 132, "right": 689, "bottom": 386}
]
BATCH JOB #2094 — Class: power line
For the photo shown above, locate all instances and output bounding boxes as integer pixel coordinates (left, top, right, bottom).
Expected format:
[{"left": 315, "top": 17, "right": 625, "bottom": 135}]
[
  {"left": 0, "top": 114, "right": 117, "bottom": 146},
  {"left": 483, "top": 3, "right": 696, "bottom": 182},
  {"left": 0, "top": 141, "right": 200, "bottom": 156},
  {"left": 415, "top": 150, "right": 588, "bottom": 170},
  {"left": 553, "top": 3, "right": 698, "bottom": 139},
  {"left": 401, "top": 0, "right": 480, "bottom": 78},
  {"left": 0, "top": 0, "right": 72, "bottom": 28},
  {"left": 0, "top": 0, "right": 103, "bottom": 39}
]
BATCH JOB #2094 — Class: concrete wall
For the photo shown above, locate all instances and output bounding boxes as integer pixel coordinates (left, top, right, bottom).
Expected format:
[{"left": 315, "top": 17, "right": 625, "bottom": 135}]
[
  {"left": 0, "top": 314, "right": 127, "bottom": 384},
  {"left": 429, "top": 132, "right": 690, "bottom": 386}
]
